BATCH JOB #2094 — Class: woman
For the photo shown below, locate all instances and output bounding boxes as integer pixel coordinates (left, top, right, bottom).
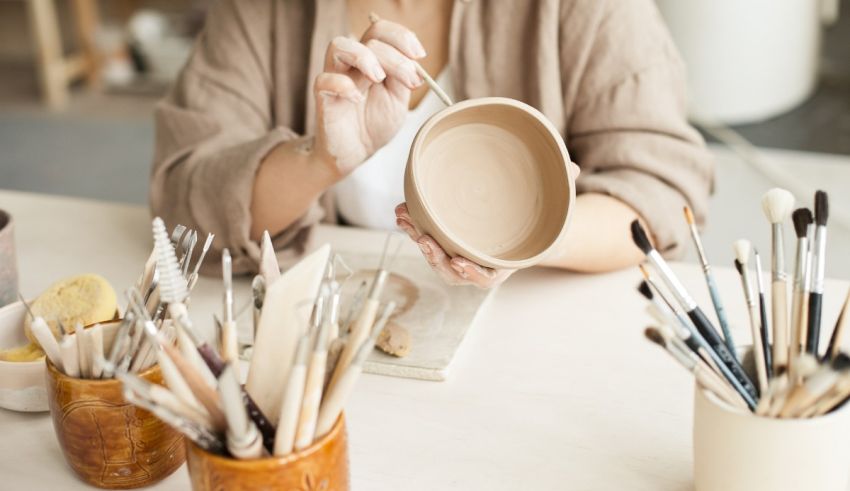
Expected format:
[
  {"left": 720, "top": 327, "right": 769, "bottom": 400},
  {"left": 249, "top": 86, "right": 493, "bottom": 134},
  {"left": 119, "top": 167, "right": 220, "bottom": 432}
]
[{"left": 151, "top": 0, "right": 712, "bottom": 287}]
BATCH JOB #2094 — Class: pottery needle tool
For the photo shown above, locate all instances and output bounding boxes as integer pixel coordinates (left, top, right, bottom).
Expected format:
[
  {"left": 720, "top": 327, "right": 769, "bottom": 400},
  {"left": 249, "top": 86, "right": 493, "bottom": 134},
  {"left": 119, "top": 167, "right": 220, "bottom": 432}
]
[
  {"left": 260, "top": 230, "right": 281, "bottom": 285},
  {"left": 789, "top": 208, "right": 813, "bottom": 377},
  {"left": 631, "top": 220, "right": 758, "bottom": 400},
  {"left": 733, "top": 240, "right": 769, "bottom": 394},
  {"left": 219, "top": 363, "right": 264, "bottom": 459},
  {"left": 807, "top": 190, "right": 829, "bottom": 356},
  {"left": 683, "top": 206, "right": 735, "bottom": 353},
  {"left": 761, "top": 188, "right": 794, "bottom": 373},
  {"left": 367, "top": 12, "right": 453, "bottom": 106},
  {"left": 754, "top": 249, "right": 773, "bottom": 378},
  {"left": 19, "top": 295, "right": 64, "bottom": 372},
  {"left": 89, "top": 323, "right": 104, "bottom": 379},
  {"left": 187, "top": 232, "right": 214, "bottom": 292},
  {"left": 273, "top": 334, "right": 310, "bottom": 457},
  {"left": 644, "top": 327, "right": 746, "bottom": 409},
  {"left": 824, "top": 288, "right": 850, "bottom": 361},
  {"left": 221, "top": 248, "right": 239, "bottom": 364}
]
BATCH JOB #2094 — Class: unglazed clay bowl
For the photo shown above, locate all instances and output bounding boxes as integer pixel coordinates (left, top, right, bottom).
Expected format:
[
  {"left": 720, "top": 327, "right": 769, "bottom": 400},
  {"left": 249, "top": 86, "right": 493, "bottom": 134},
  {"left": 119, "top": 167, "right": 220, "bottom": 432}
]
[
  {"left": 46, "top": 360, "right": 185, "bottom": 488},
  {"left": 404, "top": 97, "right": 574, "bottom": 269},
  {"left": 0, "top": 300, "right": 48, "bottom": 412},
  {"left": 186, "top": 415, "right": 349, "bottom": 491}
]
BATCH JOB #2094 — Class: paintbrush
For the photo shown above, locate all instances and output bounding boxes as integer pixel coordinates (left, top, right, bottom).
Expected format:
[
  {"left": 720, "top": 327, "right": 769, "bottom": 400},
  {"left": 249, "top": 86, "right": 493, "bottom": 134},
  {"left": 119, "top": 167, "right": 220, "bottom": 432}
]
[
  {"left": 789, "top": 208, "right": 813, "bottom": 377},
  {"left": 684, "top": 206, "right": 735, "bottom": 353},
  {"left": 644, "top": 327, "right": 747, "bottom": 409},
  {"left": 825, "top": 289, "right": 850, "bottom": 361},
  {"left": 807, "top": 190, "right": 829, "bottom": 355},
  {"left": 273, "top": 334, "right": 310, "bottom": 457},
  {"left": 367, "top": 12, "right": 453, "bottom": 106},
  {"left": 221, "top": 248, "right": 238, "bottom": 363},
  {"left": 754, "top": 249, "right": 774, "bottom": 378},
  {"left": 733, "top": 241, "right": 768, "bottom": 394},
  {"left": 640, "top": 271, "right": 756, "bottom": 409},
  {"left": 779, "top": 367, "right": 839, "bottom": 418},
  {"left": 219, "top": 364, "right": 264, "bottom": 459},
  {"left": 631, "top": 220, "right": 758, "bottom": 401},
  {"left": 761, "top": 188, "right": 794, "bottom": 373}
]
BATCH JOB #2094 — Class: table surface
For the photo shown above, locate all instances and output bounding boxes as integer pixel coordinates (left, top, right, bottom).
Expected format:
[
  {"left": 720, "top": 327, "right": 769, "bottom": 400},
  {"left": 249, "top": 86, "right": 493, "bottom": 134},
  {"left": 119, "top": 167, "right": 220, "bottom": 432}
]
[{"left": 1, "top": 189, "right": 848, "bottom": 491}]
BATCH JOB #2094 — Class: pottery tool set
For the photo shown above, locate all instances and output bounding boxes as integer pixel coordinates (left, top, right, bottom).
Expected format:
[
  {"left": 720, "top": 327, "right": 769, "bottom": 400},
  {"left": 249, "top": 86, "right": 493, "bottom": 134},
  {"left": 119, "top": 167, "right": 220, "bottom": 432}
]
[
  {"left": 118, "top": 220, "right": 400, "bottom": 460},
  {"left": 634, "top": 189, "right": 850, "bottom": 418}
]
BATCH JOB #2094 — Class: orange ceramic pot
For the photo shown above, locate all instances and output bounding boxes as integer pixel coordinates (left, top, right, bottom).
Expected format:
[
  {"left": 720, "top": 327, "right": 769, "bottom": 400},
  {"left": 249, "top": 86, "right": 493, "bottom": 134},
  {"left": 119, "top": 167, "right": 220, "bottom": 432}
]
[
  {"left": 45, "top": 360, "right": 185, "bottom": 488},
  {"left": 186, "top": 415, "right": 349, "bottom": 491}
]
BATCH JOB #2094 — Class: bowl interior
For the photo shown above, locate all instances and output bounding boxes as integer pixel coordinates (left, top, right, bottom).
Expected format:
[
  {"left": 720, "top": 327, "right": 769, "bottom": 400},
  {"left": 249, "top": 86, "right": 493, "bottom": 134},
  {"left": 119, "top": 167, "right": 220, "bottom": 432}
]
[
  {"left": 412, "top": 101, "right": 570, "bottom": 263},
  {"left": 0, "top": 301, "right": 29, "bottom": 353}
]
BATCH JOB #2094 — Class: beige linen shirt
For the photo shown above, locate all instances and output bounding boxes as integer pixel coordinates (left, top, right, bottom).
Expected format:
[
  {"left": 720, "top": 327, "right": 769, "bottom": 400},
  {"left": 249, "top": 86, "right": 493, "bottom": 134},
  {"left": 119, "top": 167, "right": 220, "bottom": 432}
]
[{"left": 151, "top": 0, "right": 713, "bottom": 274}]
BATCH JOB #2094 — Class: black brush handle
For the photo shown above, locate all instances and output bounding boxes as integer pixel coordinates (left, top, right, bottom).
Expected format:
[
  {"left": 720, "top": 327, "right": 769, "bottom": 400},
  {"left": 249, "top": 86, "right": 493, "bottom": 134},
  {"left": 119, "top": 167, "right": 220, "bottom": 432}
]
[
  {"left": 807, "top": 293, "right": 823, "bottom": 356},
  {"left": 688, "top": 307, "right": 759, "bottom": 399},
  {"left": 197, "top": 343, "right": 277, "bottom": 452},
  {"left": 758, "top": 293, "right": 773, "bottom": 377}
]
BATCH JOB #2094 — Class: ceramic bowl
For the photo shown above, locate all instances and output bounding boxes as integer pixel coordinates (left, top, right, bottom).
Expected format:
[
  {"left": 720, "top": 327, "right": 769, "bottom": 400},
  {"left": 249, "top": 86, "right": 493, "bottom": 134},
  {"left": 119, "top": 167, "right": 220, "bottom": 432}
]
[
  {"left": 404, "top": 97, "right": 574, "bottom": 269},
  {"left": 186, "top": 415, "right": 349, "bottom": 491},
  {"left": 0, "top": 300, "right": 47, "bottom": 412}
]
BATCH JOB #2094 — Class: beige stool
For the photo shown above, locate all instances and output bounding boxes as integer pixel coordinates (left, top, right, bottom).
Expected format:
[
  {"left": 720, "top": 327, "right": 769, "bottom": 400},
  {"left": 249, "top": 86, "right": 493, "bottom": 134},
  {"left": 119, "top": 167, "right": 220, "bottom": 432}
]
[{"left": 25, "top": 0, "right": 101, "bottom": 109}]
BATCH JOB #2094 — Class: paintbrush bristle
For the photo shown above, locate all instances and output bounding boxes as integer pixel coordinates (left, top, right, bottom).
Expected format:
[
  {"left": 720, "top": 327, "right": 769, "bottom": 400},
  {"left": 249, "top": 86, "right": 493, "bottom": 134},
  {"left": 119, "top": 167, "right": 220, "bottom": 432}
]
[
  {"left": 638, "top": 263, "right": 652, "bottom": 280},
  {"left": 630, "top": 220, "right": 653, "bottom": 254},
  {"left": 760, "top": 188, "right": 795, "bottom": 224},
  {"left": 815, "top": 190, "right": 829, "bottom": 227},
  {"left": 683, "top": 206, "right": 696, "bottom": 226},
  {"left": 637, "top": 281, "right": 653, "bottom": 300},
  {"left": 644, "top": 327, "right": 666, "bottom": 348},
  {"left": 792, "top": 208, "right": 813, "bottom": 238},
  {"left": 152, "top": 217, "right": 188, "bottom": 304},
  {"left": 733, "top": 239, "right": 752, "bottom": 265},
  {"left": 734, "top": 259, "right": 744, "bottom": 275}
]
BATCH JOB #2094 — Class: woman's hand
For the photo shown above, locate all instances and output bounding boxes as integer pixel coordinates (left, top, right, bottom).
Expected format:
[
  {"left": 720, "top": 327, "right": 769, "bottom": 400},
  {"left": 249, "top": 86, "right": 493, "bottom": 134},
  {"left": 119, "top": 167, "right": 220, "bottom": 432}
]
[
  {"left": 395, "top": 204, "right": 515, "bottom": 289},
  {"left": 313, "top": 20, "right": 426, "bottom": 176}
]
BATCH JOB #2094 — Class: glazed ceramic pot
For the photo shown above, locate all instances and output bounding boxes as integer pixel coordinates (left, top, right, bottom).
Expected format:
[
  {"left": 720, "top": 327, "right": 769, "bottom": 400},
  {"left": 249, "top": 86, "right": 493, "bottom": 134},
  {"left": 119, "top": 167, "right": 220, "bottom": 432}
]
[
  {"left": 404, "top": 97, "right": 574, "bottom": 269},
  {"left": 0, "top": 300, "right": 46, "bottom": 411},
  {"left": 693, "top": 386, "right": 850, "bottom": 491},
  {"left": 46, "top": 360, "right": 185, "bottom": 489},
  {"left": 0, "top": 210, "right": 17, "bottom": 308},
  {"left": 186, "top": 415, "right": 349, "bottom": 491}
]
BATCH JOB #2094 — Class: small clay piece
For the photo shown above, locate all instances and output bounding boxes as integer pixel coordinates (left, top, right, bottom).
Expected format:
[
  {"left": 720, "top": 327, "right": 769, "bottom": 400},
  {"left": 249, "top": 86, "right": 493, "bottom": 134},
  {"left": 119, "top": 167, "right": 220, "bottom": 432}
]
[{"left": 376, "top": 323, "right": 411, "bottom": 357}]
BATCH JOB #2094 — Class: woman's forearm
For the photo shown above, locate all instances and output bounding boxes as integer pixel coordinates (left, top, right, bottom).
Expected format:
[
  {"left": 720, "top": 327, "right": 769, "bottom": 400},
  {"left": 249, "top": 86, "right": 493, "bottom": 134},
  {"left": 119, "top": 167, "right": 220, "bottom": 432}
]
[
  {"left": 540, "top": 193, "right": 646, "bottom": 273},
  {"left": 249, "top": 139, "right": 339, "bottom": 241}
]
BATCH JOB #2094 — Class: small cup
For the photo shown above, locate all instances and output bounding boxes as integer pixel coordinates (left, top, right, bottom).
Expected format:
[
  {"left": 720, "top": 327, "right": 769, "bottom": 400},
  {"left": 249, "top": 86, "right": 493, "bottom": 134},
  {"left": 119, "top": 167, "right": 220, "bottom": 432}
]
[
  {"left": 46, "top": 360, "right": 186, "bottom": 489},
  {"left": 0, "top": 209, "right": 18, "bottom": 308},
  {"left": 186, "top": 415, "right": 350, "bottom": 491},
  {"left": 693, "top": 386, "right": 850, "bottom": 491}
]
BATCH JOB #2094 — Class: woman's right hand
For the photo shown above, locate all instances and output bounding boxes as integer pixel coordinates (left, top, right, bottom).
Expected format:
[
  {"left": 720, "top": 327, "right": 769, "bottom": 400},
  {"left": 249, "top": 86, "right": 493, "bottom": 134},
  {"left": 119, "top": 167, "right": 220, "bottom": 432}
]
[{"left": 313, "top": 19, "right": 426, "bottom": 177}]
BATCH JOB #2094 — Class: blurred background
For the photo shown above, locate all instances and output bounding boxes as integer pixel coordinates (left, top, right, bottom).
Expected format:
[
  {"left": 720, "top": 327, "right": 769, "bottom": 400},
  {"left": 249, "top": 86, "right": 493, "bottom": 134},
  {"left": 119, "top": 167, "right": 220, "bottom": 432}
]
[{"left": 0, "top": 0, "right": 848, "bottom": 276}]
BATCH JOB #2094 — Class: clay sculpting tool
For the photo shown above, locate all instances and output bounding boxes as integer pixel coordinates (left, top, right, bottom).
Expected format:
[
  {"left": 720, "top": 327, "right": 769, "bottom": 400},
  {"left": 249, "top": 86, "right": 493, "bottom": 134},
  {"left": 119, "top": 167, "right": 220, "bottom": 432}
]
[
  {"left": 219, "top": 364, "right": 264, "bottom": 459},
  {"left": 89, "top": 323, "right": 104, "bottom": 379},
  {"left": 807, "top": 191, "right": 829, "bottom": 355},
  {"left": 295, "top": 299, "right": 331, "bottom": 450},
  {"left": 631, "top": 220, "right": 758, "bottom": 401},
  {"left": 684, "top": 206, "right": 735, "bottom": 353},
  {"left": 259, "top": 230, "right": 281, "bottom": 285},
  {"left": 733, "top": 240, "right": 768, "bottom": 394},
  {"left": 788, "top": 208, "right": 813, "bottom": 377},
  {"left": 761, "top": 188, "right": 794, "bottom": 373},
  {"left": 19, "top": 296, "right": 63, "bottom": 372},
  {"left": 273, "top": 334, "right": 310, "bottom": 457},
  {"left": 59, "top": 335, "right": 79, "bottom": 378},
  {"left": 221, "top": 249, "right": 239, "bottom": 364},
  {"left": 753, "top": 249, "right": 773, "bottom": 378},
  {"left": 76, "top": 323, "right": 92, "bottom": 378},
  {"left": 187, "top": 233, "right": 214, "bottom": 292},
  {"left": 118, "top": 369, "right": 212, "bottom": 430}
]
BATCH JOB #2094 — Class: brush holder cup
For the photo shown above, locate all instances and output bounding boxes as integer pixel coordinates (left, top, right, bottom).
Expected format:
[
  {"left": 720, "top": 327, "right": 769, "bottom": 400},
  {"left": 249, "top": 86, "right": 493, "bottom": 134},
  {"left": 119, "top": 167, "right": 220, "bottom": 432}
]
[
  {"left": 693, "top": 386, "right": 850, "bottom": 491},
  {"left": 186, "top": 415, "right": 350, "bottom": 491},
  {"left": 45, "top": 360, "right": 185, "bottom": 489},
  {"left": 404, "top": 97, "right": 575, "bottom": 270}
]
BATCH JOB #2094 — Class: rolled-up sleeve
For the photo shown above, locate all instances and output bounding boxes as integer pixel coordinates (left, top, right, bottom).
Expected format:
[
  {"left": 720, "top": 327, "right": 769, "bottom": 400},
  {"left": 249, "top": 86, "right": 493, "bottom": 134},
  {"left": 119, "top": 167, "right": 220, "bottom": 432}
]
[
  {"left": 564, "top": 0, "right": 714, "bottom": 258},
  {"left": 150, "top": 0, "right": 322, "bottom": 274}
]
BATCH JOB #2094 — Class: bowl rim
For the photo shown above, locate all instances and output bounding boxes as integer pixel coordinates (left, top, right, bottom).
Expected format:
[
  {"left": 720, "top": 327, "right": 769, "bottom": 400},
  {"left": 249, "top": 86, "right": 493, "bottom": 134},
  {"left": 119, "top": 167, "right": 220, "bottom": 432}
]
[{"left": 407, "top": 96, "right": 575, "bottom": 269}]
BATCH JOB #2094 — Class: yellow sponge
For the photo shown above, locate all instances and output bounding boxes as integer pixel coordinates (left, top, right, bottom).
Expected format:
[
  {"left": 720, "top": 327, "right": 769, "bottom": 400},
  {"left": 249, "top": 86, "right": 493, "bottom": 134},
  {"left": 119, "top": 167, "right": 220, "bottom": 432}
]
[{"left": 24, "top": 274, "right": 118, "bottom": 343}]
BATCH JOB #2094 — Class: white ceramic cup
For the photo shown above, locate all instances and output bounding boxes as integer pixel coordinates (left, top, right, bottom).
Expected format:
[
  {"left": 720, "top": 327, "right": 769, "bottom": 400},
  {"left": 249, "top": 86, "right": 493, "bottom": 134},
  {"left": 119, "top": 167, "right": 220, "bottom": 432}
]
[{"left": 693, "top": 386, "right": 850, "bottom": 491}]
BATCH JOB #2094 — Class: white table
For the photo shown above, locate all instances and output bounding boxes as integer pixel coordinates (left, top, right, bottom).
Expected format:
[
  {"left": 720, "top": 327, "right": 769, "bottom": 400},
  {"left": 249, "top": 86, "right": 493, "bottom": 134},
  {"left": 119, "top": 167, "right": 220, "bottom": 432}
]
[{"left": 1, "top": 190, "right": 848, "bottom": 490}]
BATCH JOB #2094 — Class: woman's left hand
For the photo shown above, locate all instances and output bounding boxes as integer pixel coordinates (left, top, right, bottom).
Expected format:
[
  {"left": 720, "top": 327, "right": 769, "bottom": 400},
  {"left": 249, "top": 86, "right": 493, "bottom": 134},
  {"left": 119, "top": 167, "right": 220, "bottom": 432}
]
[{"left": 395, "top": 203, "right": 515, "bottom": 288}]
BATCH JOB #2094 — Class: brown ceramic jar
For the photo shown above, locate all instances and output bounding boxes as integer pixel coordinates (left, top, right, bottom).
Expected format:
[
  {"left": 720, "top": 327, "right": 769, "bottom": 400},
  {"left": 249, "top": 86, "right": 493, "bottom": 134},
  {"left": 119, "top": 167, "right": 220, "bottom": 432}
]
[
  {"left": 45, "top": 359, "right": 185, "bottom": 488},
  {"left": 186, "top": 415, "right": 349, "bottom": 491}
]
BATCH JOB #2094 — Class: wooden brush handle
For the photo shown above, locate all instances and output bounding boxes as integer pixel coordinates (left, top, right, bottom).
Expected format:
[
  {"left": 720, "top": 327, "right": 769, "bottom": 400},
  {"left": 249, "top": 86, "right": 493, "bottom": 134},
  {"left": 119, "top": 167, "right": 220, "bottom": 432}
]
[{"left": 772, "top": 279, "right": 789, "bottom": 370}]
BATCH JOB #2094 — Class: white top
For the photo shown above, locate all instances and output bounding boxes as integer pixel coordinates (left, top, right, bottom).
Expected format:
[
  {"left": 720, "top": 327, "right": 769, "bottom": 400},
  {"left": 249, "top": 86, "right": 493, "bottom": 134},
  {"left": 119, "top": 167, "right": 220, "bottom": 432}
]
[
  {"left": 333, "top": 70, "right": 453, "bottom": 230},
  {"left": 2, "top": 189, "right": 850, "bottom": 490}
]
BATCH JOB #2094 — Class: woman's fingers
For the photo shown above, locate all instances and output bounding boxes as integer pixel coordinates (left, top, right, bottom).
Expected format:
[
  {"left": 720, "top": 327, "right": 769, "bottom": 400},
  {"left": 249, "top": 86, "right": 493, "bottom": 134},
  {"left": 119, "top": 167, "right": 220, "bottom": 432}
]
[
  {"left": 450, "top": 257, "right": 513, "bottom": 289},
  {"left": 313, "top": 72, "right": 364, "bottom": 103},
  {"left": 362, "top": 19, "right": 427, "bottom": 60},
  {"left": 415, "top": 235, "right": 467, "bottom": 286},
  {"left": 325, "top": 36, "right": 386, "bottom": 83},
  {"left": 364, "top": 39, "right": 422, "bottom": 90}
]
